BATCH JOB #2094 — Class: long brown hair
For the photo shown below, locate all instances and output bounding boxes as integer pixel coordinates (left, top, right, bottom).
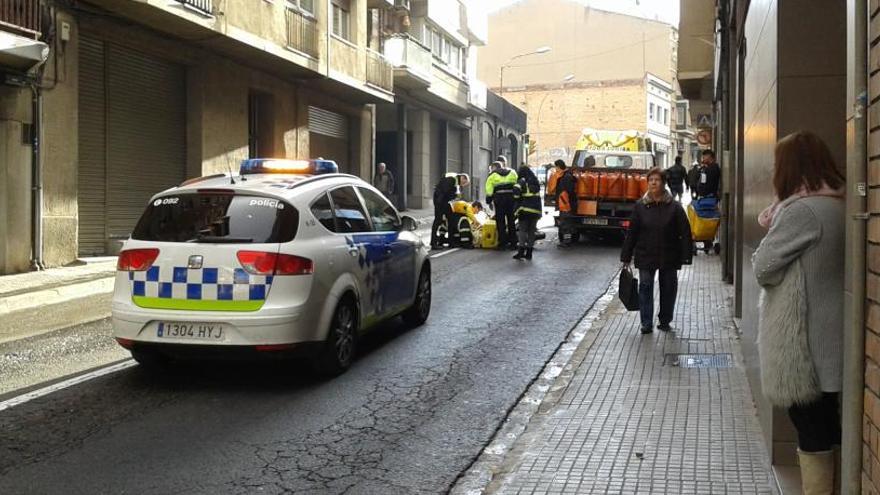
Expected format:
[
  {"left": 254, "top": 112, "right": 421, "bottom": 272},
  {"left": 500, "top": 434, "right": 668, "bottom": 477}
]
[{"left": 773, "top": 131, "right": 844, "bottom": 200}]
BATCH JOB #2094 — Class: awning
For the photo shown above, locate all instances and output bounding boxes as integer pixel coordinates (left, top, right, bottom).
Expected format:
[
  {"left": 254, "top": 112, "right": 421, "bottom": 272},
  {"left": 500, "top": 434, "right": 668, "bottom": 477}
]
[{"left": 0, "top": 31, "right": 49, "bottom": 72}]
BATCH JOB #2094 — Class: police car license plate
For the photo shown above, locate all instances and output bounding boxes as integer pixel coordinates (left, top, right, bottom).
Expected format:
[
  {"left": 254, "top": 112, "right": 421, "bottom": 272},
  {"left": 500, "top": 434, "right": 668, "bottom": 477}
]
[
  {"left": 158, "top": 322, "right": 224, "bottom": 341},
  {"left": 582, "top": 218, "right": 609, "bottom": 226}
]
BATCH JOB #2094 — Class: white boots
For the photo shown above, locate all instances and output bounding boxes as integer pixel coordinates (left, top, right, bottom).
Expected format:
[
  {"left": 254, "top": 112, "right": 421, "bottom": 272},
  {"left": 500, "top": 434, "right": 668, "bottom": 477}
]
[{"left": 797, "top": 449, "right": 835, "bottom": 495}]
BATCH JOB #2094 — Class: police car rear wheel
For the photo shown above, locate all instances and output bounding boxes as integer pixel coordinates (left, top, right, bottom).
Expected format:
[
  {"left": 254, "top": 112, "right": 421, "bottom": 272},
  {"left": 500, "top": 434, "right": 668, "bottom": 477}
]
[
  {"left": 402, "top": 266, "right": 431, "bottom": 327},
  {"left": 315, "top": 297, "right": 358, "bottom": 376}
]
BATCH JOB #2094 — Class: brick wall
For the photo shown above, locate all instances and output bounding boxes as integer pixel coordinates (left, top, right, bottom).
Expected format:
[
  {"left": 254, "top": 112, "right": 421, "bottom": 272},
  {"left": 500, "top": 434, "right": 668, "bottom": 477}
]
[
  {"left": 865, "top": 2, "right": 880, "bottom": 492},
  {"left": 503, "top": 80, "right": 647, "bottom": 163}
]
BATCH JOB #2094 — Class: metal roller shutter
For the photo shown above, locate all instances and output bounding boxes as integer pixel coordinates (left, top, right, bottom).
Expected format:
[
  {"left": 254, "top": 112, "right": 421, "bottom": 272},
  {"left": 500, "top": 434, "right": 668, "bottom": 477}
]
[
  {"left": 77, "top": 36, "right": 107, "bottom": 255},
  {"left": 77, "top": 37, "right": 186, "bottom": 255},
  {"left": 105, "top": 44, "right": 186, "bottom": 242},
  {"left": 308, "top": 106, "right": 349, "bottom": 140}
]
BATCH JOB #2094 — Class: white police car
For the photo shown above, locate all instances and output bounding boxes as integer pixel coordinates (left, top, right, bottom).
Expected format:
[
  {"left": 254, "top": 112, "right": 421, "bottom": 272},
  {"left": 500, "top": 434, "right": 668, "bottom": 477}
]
[{"left": 112, "top": 159, "right": 431, "bottom": 375}]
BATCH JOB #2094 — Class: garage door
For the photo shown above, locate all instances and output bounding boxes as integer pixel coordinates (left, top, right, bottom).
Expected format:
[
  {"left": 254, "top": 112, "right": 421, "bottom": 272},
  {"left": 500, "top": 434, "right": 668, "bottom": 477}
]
[
  {"left": 78, "top": 36, "right": 186, "bottom": 255},
  {"left": 308, "top": 106, "right": 351, "bottom": 173}
]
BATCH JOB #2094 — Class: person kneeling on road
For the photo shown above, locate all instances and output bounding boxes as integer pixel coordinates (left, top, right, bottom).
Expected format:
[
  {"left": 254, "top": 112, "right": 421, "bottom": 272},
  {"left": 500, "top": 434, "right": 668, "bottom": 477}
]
[
  {"left": 431, "top": 173, "right": 469, "bottom": 250},
  {"left": 513, "top": 166, "right": 542, "bottom": 260},
  {"left": 620, "top": 167, "right": 692, "bottom": 334}
]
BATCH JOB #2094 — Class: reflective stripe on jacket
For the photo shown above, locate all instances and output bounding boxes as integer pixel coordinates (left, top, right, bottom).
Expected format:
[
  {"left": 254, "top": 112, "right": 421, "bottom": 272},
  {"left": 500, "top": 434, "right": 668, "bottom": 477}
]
[
  {"left": 485, "top": 168, "right": 518, "bottom": 201},
  {"left": 514, "top": 177, "right": 542, "bottom": 217}
]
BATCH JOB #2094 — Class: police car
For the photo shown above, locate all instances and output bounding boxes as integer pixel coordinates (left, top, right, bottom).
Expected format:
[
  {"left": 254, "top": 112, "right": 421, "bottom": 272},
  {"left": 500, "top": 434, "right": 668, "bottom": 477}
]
[{"left": 112, "top": 159, "right": 431, "bottom": 375}]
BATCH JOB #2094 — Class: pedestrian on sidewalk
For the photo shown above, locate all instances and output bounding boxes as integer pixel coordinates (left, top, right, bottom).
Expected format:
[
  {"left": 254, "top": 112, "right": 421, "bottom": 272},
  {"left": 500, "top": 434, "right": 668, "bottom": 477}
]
[
  {"left": 666, "top": 156, "right": 687, "bottom": 201},
  {"left": 620, "top": 167, "right": 692, "bottom": 334},
  {"left": 430, "top": 173, "right": 469, "bottom": 250},
  {"left": 752, "top": 131, "right": 845, "bottom": 494},
  {"left": 513, "top": 165, "right": 542, "bottom": 260},
  {"left": 373, "top": 162, "right": 395, "bottom": 200}
]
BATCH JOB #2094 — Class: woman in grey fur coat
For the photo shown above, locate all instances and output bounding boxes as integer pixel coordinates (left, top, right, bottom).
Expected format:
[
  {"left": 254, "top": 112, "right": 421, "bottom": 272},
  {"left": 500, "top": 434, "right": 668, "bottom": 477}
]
[{"left": 752, "top": 131, "right": 845, "bottom": 494}]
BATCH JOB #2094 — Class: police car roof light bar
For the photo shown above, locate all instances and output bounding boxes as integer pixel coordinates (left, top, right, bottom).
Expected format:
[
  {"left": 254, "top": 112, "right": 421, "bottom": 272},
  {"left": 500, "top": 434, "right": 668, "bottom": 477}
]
[{"left": 240, "top": 159, "right": 339, "bottom": 176}]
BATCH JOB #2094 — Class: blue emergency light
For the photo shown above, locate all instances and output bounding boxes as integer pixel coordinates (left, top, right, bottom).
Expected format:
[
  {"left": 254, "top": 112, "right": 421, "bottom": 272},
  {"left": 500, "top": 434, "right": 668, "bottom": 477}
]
[{"left": 239, "top": 159, "right": 339, "bottom": 176}]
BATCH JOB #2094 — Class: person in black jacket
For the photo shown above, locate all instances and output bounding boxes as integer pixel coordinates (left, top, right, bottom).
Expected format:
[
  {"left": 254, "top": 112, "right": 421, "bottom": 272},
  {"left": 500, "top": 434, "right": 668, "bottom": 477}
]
[
  {"left": 666, "top": 156, "right": 687, "bottom": 201},
  {"left": 696, "top": 149, "right": 721, "bottom": 198},
  {"left": 513, "top": 166, "right": 543, "bottom": 260},
  {"left": 554, "top": 159, "right": 578, "bottom": 247},
  {"left": 620, "top": 167, "right": 693, "bottom": 334},
  {"left": 430, "top": 174, "right": 470, "bottom": 249}
]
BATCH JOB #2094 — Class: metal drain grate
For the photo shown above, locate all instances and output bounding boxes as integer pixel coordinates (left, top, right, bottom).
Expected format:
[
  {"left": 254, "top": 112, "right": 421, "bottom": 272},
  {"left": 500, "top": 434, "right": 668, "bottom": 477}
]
[{"left": 664, "top": 353, "right": 733, "bottom": 368}]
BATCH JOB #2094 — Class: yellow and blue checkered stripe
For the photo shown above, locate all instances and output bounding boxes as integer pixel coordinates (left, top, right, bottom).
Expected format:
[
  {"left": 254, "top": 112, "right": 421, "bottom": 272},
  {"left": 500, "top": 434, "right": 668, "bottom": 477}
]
[{"left": 129, "top": 266, "right": 273, "bottom": 311}]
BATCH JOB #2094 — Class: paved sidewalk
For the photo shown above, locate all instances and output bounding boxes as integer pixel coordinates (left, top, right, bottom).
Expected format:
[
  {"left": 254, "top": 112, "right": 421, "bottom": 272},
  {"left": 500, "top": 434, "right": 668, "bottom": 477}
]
[{"left": 463, "top": 256, "right": 776, "bottom": 494}]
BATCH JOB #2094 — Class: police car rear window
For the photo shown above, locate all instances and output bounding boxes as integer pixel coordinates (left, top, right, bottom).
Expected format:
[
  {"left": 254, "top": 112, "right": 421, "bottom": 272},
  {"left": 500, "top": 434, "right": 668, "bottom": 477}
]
[{"left": 132, "top": 193, "right": 299, "bottom": 244}]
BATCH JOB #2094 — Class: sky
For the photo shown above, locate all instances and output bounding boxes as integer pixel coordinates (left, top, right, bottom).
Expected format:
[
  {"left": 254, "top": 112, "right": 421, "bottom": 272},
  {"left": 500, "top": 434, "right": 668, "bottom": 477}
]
[{"left": 485, "top": 0, "right": 680, "bottom": 27}]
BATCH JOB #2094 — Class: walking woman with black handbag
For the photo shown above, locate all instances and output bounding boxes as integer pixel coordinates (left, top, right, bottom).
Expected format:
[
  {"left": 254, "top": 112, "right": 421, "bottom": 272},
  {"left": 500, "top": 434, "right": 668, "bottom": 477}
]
[
  {"left": 620, "top": 167, "right": 692, "bottom": 334},
  {"left": 753, "top": 131, "right": 845, "bottom": 494}
]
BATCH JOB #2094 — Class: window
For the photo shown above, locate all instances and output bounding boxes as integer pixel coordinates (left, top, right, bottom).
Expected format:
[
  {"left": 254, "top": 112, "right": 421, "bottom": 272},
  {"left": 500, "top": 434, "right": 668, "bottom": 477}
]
[
  {"left": 287, "top": 0, "right": 314, "bottom": 14},
  {"left": 676, "top": 104, "right": 686, "bottom": 126},
  {"left": 310, "top": 193, "right": 337, "bottom": 232},
  {"left": 248, "top": 91, "right": 274, "bottom": 159},
  {"left": 664, "top": 108, "right": 669, "bottom": 125},
  {"left": 649, "top": 103, "right": 655, "bottom": 121},
  {"left": 329, "top": 186, "right": 370, "bottom": 233},
  {"left": 332, "top": 0, "right": 351, "bottom": 41},
  {"left": 358, "top": 188, "right": 399, "bottom": 232},
  {"left": 132, "top": 193, "right": 299, "bottom": 244}
]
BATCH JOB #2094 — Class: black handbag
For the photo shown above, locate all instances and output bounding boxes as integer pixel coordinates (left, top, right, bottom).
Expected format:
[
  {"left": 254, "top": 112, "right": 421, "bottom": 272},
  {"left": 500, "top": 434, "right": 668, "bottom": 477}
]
[{"left": 619, "top": 266, "right": 640, "bottom": 311}]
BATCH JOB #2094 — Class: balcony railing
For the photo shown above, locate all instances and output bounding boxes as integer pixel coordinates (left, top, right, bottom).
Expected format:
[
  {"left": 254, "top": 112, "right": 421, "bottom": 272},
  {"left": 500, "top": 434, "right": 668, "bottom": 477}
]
[
  {"left": 286, "top": 8, "right": 318, "bottom": 58},
  {"left": 0, "top": 0, "right": 41, "bottom": 39},
  {"left": 366, "top": 49, "right": 393, "bottom": 92},
  {"left": 177, "top": 0, "right": 212, "bottom": 15},
  {"left": 383, "top": 34, "right": 432, "bottom": 82}
]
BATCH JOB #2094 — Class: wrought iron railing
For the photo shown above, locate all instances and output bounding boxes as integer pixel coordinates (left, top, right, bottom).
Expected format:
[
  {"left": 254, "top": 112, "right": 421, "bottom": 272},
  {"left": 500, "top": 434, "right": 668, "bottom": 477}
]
[
  {"left": 178, "top": 0, "right": 212, "bottom": 15},
  {"left": 0, "top": 0, "right": 41, "bottom": 38},
  {"left": 366, "top": 49, "right": 393, "bottom": 92},
  {"left": 286, "top": 8, "right": 318, "bottom": 58}
]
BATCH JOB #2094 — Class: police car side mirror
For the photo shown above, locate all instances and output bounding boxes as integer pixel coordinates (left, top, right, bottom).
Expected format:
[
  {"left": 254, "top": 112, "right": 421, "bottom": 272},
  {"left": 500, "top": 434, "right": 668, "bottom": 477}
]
[{"left": 400, "top": 215, "right": 419, "bottom": 232}]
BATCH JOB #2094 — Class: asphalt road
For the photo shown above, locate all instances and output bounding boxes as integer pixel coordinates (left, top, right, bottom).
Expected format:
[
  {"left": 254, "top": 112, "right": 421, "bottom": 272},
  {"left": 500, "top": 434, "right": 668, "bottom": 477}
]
[{"left": 0, "top": 236, "right": 620, "bottom": 495}]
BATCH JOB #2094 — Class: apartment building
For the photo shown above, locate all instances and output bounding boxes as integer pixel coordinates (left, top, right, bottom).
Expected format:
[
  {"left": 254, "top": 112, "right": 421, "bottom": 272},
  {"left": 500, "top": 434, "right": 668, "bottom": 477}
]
[
  {"left": 477, "top": 0, "right": 688, "bottom": 169},
  {"left": 0, "top": 0, "right": 524, "bottom": 274}
]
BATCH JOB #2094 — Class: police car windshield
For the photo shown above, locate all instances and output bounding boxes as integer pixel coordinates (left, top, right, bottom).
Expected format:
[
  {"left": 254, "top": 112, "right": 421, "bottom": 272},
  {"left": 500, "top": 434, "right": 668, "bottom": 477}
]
[{"left": 132, "top": 193, "right": 299, "bottom": 244}]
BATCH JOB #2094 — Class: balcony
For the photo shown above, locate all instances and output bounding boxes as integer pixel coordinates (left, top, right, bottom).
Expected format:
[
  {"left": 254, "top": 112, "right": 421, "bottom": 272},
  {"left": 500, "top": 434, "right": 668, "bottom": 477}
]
[
  {"left": 0, "top": 0, "right": 41, "bottom": 39},
  {"left": 366, "top": 49, "right": 393, "bottom": 93},
  {"left": 286, "top": 8, "right": 318, "bottom": 58},
  {"left": 177, "top": 0, "right": 212, "bottom": 16},
  {"left": 383, "top": 34, "right": 432, "bottom": 89}
]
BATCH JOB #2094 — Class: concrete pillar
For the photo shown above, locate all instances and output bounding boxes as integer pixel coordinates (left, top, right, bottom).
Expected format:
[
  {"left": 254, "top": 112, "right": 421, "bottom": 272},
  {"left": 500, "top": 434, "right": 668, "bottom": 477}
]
[
  {"left": 408, "top": 109, "right": 431, "bottom": 208},
  {"left": 0, "top": 87, "right": 33, "bottom": 274},
  {"left": 397, "top": 103, "right": 408, "bottom": 210}
]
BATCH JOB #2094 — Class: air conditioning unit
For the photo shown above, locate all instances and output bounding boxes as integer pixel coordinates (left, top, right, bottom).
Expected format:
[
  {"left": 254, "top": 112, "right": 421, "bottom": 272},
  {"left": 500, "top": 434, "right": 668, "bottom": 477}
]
[{"left": 394, "top": 0, "right": 410, "bottom": 11}]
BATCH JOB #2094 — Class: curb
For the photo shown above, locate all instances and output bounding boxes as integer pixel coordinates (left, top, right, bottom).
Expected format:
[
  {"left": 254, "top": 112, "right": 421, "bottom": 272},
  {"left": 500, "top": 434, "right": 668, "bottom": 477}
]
[
  {"left": 450, "top": 270, "right": 621, "bottom": 495},
  {"left": 0, "top": 276, "right": 114, "bottom": 344}
]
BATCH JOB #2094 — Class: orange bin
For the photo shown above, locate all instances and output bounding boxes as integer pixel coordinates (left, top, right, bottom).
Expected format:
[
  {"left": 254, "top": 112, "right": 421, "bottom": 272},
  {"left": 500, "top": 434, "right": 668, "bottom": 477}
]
[
  {"left": 606, "top": 173, "right": 625, "bottom": 200},
  {"left": 624, "top": 174, "right": 641, "bottom": 200}
]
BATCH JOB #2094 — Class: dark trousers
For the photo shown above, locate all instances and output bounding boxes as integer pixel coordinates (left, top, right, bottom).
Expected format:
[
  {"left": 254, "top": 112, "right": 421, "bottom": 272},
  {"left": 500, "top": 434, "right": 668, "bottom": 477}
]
[
  {"left": 788, "top": 392, "right": 841, "bottom": 452},
  {"left": 638, "top": 268, "right": 678, "bottom": 328},
  {"left": 430, "top": 202, "right": 456, "bottom": 247},
  {"left": 517, "top": 215, "right": 539, "bottom": 248},
  {"left": 494, "top": 195, "right": 516, "bottom": 248}
]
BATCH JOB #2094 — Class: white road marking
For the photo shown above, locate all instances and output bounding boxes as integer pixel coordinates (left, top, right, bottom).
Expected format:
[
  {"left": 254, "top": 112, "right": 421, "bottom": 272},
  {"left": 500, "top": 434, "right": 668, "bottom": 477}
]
[
  {"left": 429, "top": 248, "right": 461, "bottom": 259},
  {"left": 0, "top": 359, "right": 137, "bottom": 413}
]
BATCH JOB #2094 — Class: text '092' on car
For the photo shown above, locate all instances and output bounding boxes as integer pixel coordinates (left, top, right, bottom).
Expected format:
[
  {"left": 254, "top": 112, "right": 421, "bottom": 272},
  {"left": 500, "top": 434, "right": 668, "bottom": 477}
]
[{"left": 111, "top": 159, "right": 431, "bottom": 376}]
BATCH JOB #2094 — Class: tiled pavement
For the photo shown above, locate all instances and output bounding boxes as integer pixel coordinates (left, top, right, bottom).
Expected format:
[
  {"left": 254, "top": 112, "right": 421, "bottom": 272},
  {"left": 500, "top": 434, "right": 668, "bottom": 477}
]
[{"left": 482, "top": 256, "right": 776, "bottom": 494}]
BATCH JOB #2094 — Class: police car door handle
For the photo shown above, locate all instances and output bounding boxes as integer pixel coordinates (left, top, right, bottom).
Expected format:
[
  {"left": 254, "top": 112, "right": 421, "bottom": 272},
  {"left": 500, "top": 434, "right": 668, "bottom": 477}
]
[{"left": 347, "top": 246, "right": 359, "bottom": 257}]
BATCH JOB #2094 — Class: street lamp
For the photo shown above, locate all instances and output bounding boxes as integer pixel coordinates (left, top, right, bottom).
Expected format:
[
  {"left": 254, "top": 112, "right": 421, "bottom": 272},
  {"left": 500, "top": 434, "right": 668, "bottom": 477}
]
[{"left": 499, "top": 46, "right": 551, "bottom": 96}]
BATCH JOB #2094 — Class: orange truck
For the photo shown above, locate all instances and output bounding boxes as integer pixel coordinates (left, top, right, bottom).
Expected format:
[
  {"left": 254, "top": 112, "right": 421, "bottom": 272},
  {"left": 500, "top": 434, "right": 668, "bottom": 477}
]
[{"left": 545, "top": 129, "right": 655, "bottom": 238}]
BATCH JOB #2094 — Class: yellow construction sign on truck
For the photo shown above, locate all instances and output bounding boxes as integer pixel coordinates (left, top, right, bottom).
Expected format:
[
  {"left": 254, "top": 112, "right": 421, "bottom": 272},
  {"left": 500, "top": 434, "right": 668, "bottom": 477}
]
[{"left": 574, "top": 129, "right": 646, "bottom": 153}]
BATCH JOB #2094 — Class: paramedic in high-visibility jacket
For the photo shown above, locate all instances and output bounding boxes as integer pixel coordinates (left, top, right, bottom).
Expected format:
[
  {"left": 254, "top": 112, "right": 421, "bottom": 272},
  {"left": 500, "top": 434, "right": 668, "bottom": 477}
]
[
  {"left": 513, "top": 165, "right": 543, "bottom": 260},
  {"left": 485, "top": 161, "right": 518, "bottom": 250},
  {"left": 430, "top": 173, "right": 469, "bottom": 250},
  {"left": 554, "top": 159, "right": 578, "bottom": 246}
]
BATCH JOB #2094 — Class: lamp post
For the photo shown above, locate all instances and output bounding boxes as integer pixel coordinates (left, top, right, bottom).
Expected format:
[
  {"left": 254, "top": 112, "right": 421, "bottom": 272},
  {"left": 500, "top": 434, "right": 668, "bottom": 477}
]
[
  {"left": 533, "top": 74, "right": 576, "bottom": 162},
  {"left": 499, "top": 46, "right": 551, "bottom": 96}
]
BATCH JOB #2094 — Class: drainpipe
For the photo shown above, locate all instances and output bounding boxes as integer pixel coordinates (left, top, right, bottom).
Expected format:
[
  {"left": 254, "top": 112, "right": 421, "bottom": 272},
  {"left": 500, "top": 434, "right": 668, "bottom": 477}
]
[
  {"left": 30, "top": 84, "right": 44, "bottom": 271},
  {"left": 841, "top": 0, "right": 867, "bottom": 491}
]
